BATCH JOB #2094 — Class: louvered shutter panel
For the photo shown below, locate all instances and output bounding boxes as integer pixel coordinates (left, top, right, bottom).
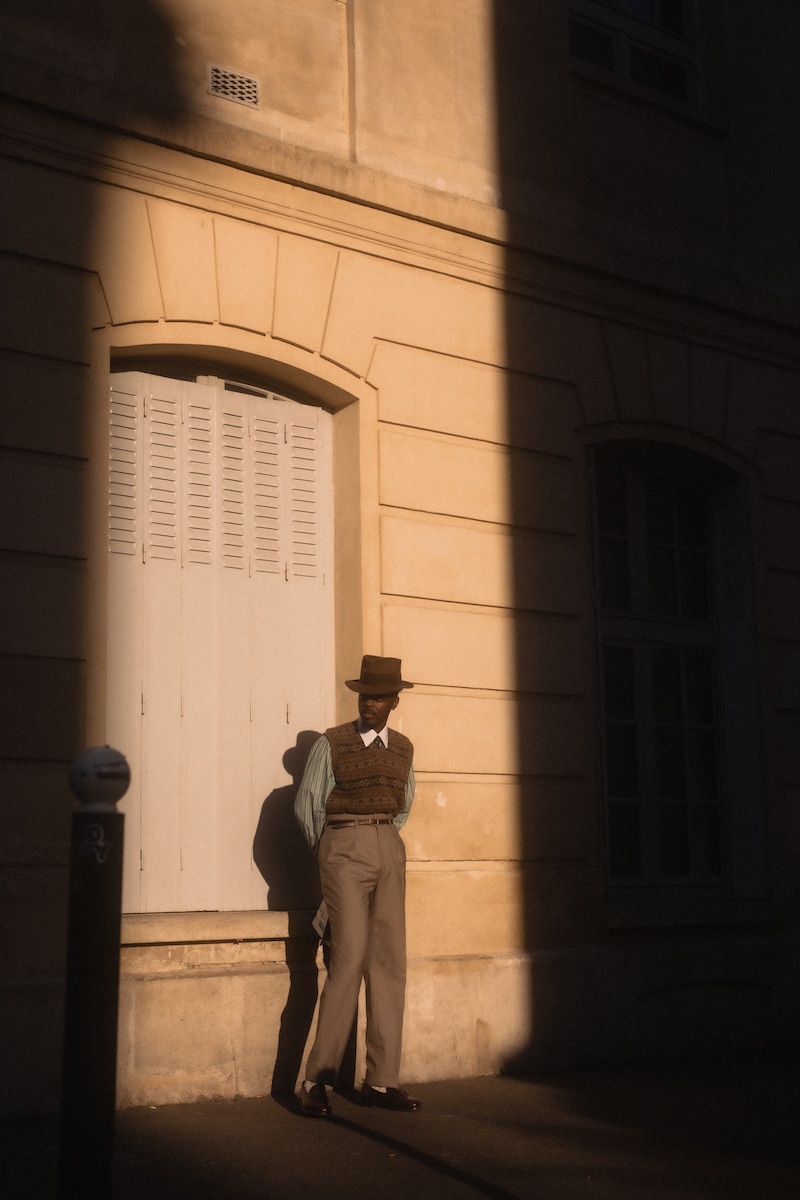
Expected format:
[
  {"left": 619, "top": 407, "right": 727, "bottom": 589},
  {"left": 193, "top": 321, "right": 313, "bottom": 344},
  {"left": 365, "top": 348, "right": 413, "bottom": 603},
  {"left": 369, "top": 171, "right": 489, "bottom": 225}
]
[
  {"left": 186, "top": 395, "right": 213, "bottom": 565},
  {"left": 108, "top": 385, "right": 138, "bottom": 556},
  {"left": 146, "top": 392, "right": 179, "bottom": 561},
  {"left": 106, "top": 373, "right": 333, "bottom": 913},
  {"left": 140, "top": 377, "right": 184, "bottom": 910},
  {"left": 251, "top": 408, "right": 282, "bottom": 574},
  {"left": 220, "top": 401, "right": 247, "bottom": 570},
  {"left": 108, "top": 380, "right": 145, "bottom": 911},
  {"left": 288, "top": 416, "right": 320, "bottom": 578},
  {"left": 181, "top": 383, "right": 219, "bottom": 910}
]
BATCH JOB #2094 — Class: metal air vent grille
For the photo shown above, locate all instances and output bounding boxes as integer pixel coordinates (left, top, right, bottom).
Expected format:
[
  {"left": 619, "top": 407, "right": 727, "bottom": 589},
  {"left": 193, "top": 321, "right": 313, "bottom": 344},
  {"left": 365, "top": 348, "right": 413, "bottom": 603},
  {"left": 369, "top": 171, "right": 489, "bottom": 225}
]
[{"left": 207, "top": 65, "right": 260, "bottom": 109}]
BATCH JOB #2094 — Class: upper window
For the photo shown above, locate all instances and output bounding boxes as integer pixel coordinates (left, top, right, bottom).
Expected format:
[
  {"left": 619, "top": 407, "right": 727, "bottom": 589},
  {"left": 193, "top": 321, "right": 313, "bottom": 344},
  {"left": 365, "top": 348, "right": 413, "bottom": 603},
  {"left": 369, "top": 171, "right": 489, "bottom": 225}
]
[
  {"left": 591, "top": 442, "right": 767, "bottom": 907},
  {"left": 570, "top": 0, "right": 697, "bottom": 104}
]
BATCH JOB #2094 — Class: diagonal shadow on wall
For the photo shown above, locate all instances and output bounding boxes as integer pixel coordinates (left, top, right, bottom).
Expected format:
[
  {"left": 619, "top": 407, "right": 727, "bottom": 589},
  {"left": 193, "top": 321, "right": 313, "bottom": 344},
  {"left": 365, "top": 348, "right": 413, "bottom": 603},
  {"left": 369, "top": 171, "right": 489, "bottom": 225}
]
[{"left": 0, "top": 0, "right": 189, "bottom": 1115}]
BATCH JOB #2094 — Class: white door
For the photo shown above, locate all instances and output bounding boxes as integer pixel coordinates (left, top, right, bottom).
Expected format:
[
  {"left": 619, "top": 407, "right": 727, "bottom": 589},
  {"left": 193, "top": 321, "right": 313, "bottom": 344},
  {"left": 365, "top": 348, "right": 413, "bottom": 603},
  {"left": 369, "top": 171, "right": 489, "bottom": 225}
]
[{"left": 106, "top": 372, "right": 334, "bottom": 912}]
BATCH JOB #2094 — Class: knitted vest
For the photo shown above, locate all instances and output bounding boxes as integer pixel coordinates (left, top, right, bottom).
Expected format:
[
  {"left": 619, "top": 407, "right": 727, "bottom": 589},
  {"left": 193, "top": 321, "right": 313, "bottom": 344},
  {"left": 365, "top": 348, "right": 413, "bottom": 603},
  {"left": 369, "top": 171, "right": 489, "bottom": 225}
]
[{"left": 324, "top": 722, "right": 413, "bottom": 817}]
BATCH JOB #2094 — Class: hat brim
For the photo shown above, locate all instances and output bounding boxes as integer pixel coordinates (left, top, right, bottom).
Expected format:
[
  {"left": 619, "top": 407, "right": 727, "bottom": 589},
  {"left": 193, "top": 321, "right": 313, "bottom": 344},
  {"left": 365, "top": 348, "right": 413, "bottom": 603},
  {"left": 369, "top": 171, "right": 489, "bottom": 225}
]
[{"left": 345, "top": 679, "right": 414, "bottom": 694}]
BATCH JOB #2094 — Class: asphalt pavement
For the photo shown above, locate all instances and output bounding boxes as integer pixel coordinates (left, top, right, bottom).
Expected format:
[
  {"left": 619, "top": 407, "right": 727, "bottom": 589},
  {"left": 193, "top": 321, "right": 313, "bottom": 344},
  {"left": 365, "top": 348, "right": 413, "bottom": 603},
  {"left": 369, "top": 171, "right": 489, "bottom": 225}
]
[{"left": 5, "top": 1048, "right": 800, "bottom": 1199}]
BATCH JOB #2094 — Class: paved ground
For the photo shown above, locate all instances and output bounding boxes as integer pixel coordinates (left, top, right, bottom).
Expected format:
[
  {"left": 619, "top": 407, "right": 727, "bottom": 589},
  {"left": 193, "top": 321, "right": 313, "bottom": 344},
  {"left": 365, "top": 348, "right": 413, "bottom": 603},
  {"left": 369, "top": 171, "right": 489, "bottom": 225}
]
[{"left": 5, "top": 1048, "right": 800, "bottom": 1199}]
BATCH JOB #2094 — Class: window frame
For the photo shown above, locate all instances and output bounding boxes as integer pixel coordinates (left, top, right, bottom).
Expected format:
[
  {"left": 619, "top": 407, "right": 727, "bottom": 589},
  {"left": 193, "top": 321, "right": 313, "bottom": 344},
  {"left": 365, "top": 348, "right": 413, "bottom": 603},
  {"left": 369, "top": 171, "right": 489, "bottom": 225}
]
[
  {"left": 569, "top": 0, "right": 700, "bottom": 107},
  {"left": 589, "top": 441, "right": 769, "bottom": 914}
]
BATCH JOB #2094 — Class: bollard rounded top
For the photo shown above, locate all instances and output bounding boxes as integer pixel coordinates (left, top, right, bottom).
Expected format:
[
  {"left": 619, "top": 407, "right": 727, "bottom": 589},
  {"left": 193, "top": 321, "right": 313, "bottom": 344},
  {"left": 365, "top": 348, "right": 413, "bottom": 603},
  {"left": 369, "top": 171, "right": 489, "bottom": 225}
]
[{"left": 69, "top": 746, "right": 131, "bottom": 810}]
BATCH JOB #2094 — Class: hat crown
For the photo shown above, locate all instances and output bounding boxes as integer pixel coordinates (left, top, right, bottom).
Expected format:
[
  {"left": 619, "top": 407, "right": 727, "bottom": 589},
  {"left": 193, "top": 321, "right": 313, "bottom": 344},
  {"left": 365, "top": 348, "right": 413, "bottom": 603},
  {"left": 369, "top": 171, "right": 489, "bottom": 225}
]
[{"left": 345, "top": 655, "right": 413, "bottom": 694}]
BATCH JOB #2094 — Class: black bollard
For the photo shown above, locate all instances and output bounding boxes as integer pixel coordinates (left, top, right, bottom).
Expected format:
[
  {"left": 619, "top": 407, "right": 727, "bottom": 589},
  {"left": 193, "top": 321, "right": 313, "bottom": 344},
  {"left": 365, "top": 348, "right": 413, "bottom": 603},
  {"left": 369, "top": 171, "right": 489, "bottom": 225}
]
[{"left": 58, "top": 747, "right": 130, "bottom": 1200}]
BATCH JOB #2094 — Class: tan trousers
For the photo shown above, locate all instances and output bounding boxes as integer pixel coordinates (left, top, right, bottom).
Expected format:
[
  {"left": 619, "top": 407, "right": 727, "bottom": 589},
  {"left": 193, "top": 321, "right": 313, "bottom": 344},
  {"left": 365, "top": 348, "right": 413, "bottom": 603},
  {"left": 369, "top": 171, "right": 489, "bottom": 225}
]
[{"left": 305, "top": 820, "right": 407, "bottom": 1088}]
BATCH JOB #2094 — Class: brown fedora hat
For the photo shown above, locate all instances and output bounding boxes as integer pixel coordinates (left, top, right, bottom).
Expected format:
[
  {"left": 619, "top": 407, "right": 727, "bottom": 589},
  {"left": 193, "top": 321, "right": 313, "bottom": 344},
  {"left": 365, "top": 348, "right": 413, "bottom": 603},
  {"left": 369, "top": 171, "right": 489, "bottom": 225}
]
[{"left": 345, "top": 655, "right": 414, "bottom": 695}]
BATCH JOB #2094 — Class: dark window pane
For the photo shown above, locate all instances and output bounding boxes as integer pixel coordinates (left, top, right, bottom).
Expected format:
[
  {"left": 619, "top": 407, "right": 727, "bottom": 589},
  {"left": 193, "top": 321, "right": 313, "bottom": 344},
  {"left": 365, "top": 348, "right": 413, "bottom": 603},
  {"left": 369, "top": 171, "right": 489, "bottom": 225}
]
[
  {"left": 685, "top": 728, "right": 718, "bottom": 799},
  {"left": 596, "top": 463, "right": 628, "bottom": 535},
  {"left": 647, "top": 543, "right": 677, "bottom": 612},
  {"left": 684, "top": 653, "right": 714, "bottom": 725},
  {"left": 630, "top": 44, "right": 688, "bottom": 101},
  {"left": 654, "top": 724, "right": 685, "bottom": 797},
  {"left": 594, "top": 448, "right": 728, "bottom": 889},
  {"left": 659, "top": 0, "right": 686, "bottom": 37},
  {"left": 609, "top": 801, "right": 642, "bottom": 877},
  {"left": 603, "top": 644, "right": 636, "bottom": 720},
  {"left": 679, "top": 547, "right": 709, "bottom": 618},
  {"left": 645, "top": 477, "right": 674, "bottom": 544},
  {"left": 676, "top": 488, "right": 706, "bottom": 548},
  {"left": 569, "top": 18, "right": 615, "bottom": 71},
  {"left": 652, "top": 649, "right": 682, "bottom": 721},
  {"left": 623, "top": 0, "right": 655, "bottom": 21},
  {"left": 599, "top": 536, "right": 631, "bottom": 610},
  {"left": 605, "top": 722, "right": 638, "bottom": 797},
  {"left": 660, "top": 803, "right": 690, "bottom": 875},
  {"left": 692, "top": 804, "right": 723, "bottom": 877}
]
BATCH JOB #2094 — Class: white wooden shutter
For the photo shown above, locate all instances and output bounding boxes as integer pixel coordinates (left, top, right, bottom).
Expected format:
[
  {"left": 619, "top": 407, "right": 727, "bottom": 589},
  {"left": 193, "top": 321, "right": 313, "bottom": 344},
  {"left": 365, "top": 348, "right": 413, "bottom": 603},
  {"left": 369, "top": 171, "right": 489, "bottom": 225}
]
[
  {"left": 251, "top": 408, "right": 282, "bottom": 574},
  {"left": 288, "top": 414, "right": 321, "bottom": 578},
  {"left": 108, "top": 387, "right": 138, "bottom": 556},
  {"left": 107, "top": 379, "right": 145, "bottom": 910},
  {"left": 107, "top": 373, "right": 334, "bottom": 913},
  {"left": 178, "top": 382, "right": 219, "bottom": 912}
]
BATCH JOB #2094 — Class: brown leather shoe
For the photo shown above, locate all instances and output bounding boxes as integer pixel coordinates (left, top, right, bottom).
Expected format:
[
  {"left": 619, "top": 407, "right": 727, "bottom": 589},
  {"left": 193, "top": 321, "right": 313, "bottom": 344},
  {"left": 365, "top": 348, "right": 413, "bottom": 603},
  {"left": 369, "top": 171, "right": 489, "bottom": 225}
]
[
  {"left": 300, "top": 1082, "right": 331, "bottom": 1117},
  {"left": 360, "top": 1084, "right": 421, "bottom": 1111}
]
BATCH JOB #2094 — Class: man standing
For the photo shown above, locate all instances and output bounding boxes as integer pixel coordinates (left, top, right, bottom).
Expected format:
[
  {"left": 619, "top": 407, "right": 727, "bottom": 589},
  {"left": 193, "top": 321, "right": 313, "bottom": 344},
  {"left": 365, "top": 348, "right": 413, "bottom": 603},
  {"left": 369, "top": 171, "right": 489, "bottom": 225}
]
[{"left": 293, "top": 655, "right": 421, "bottom": 1117}]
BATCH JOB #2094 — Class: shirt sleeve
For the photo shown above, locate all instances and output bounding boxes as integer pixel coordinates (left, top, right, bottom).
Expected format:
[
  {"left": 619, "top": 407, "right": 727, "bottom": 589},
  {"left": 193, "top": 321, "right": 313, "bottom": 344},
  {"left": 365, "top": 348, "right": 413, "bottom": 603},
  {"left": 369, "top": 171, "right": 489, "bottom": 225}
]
[
  {"left": 393, "top": 761, "right": 416, "bottom": 832},
  {"left": 293, "top": 734, "right": 334, "bottom": 852}
]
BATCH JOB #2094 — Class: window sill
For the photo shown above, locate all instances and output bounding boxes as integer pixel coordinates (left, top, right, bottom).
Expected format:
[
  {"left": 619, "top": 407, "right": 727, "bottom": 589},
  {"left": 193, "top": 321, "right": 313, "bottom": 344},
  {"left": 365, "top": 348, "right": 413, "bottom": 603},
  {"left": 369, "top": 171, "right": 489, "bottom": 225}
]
[
  {"left": 121, "top": 909, "right": 316, "bottom": 946},
  {"left": 606, "top": 898, "right": 778, "bottom": 929},
  {"left": 571, "top": 65, "right": 726, "bottom": 138}
]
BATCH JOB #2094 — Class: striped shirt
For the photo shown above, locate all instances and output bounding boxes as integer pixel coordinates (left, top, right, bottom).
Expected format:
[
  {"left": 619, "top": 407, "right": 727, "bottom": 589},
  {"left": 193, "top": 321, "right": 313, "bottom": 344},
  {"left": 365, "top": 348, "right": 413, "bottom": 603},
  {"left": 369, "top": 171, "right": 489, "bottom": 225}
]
[{"left": 294, "top": 724, "right": 416, "bottom": 851}]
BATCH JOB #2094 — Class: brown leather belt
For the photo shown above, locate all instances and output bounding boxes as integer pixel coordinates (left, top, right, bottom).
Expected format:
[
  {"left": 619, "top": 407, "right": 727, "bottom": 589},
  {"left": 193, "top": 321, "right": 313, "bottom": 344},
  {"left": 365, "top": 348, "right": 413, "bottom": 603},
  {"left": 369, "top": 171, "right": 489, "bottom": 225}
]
[{"left": 326, "top": 816, "right": 394, "bottom": 829}]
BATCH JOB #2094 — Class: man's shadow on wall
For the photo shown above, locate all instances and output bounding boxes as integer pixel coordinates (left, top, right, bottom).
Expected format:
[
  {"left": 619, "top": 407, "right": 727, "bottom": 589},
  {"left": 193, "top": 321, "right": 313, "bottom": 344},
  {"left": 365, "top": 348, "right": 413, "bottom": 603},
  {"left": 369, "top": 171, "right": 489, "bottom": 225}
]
[
  {"left": 252, "top": 731, "right": 324, "bottom": 1099},
  {"left": 253, "top": 731, "right": 322, "bottom": 912},
  {"left": 253, "top": 731, "right": 359, "bottom": 1100}
]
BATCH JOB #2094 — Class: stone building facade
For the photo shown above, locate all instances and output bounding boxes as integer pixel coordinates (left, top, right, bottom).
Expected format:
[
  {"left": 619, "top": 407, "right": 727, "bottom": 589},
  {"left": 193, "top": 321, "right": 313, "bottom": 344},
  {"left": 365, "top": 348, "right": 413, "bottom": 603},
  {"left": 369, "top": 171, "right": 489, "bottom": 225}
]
[{"left": 2, "top": 1, "right": 799, "bottom": 1112}]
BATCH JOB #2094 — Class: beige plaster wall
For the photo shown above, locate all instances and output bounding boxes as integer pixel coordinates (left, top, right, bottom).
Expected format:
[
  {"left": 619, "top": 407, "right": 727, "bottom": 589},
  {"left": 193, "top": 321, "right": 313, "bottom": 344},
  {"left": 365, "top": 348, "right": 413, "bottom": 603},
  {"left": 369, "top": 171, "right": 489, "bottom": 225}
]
[{"left": 2, "top": 0, "right": 798, "bottom": 318}]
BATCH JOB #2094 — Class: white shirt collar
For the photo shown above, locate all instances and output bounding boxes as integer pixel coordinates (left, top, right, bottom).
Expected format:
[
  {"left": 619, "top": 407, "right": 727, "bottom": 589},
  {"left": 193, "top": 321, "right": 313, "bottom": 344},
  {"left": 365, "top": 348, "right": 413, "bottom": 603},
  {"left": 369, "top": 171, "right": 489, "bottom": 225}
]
[{"left": 358, "top": 722, "right": 389, "bottom": 747}]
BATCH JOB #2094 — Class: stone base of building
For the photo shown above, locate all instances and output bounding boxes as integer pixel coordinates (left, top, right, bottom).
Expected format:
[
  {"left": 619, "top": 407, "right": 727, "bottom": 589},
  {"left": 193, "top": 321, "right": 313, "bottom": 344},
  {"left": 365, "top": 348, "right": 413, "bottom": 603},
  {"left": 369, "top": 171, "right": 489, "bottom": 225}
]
[
  {"left": 113, "top": 913, "right": 800, "bottom": 1108},
  {"left": 115, "top": 910, "right": 533, "bottom": 1107}
]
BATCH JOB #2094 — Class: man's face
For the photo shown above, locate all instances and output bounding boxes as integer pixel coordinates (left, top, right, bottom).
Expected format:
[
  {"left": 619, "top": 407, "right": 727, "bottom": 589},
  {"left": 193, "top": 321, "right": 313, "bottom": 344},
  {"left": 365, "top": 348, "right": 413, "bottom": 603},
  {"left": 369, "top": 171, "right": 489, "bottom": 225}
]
[{"left": 357, "top": 692, "right": 400, "bottom": 731}]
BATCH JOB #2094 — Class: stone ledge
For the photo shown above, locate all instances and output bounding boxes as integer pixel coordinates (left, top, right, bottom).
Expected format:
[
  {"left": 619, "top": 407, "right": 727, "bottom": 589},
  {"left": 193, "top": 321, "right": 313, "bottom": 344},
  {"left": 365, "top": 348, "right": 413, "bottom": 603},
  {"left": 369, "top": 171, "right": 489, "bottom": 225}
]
[
  {"left": 121, "top": 910, "right": 316, "bottom": 946},
  {"left": 606, "top": 899, "right": 779, "bottom": 929}
]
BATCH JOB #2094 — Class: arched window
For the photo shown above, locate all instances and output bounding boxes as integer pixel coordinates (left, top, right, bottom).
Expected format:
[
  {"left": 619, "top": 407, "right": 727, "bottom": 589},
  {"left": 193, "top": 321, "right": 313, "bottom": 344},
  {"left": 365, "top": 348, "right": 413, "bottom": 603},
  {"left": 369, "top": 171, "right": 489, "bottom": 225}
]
[{"left": 590, "top": 441, "right": 767, "bottom": 905}]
